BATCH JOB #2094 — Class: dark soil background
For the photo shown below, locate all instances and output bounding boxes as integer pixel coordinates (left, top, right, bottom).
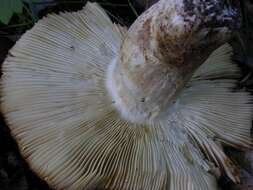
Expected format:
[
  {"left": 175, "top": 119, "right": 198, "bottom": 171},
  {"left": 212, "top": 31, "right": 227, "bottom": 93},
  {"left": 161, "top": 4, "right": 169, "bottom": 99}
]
[{"left": 0, "top": 0, "right": 253, "bottom": 189}]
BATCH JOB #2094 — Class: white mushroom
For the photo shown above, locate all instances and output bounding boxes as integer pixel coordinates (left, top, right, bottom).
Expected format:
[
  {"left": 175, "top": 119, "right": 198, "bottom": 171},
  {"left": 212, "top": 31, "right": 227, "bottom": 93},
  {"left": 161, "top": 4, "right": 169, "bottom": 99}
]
[{"left": 1, "top": 1, "right": 252, "bottom": 190}]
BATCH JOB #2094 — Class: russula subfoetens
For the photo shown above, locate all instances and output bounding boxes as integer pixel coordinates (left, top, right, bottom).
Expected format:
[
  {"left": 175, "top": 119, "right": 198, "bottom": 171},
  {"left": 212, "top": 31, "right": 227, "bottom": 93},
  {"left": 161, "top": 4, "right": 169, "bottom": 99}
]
[{"left": 1, "top": 0, "right": 253, "bottom": 189}]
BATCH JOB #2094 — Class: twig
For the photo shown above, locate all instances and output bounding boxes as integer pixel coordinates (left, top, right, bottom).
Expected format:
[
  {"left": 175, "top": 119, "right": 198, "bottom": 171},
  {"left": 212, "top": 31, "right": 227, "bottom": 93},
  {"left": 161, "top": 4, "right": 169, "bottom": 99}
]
[
  {"left": 23, "top": 4, "right": 37, "bottom": 24},
  {"left": 0, "top": 22, "right": 33, "bottom": 29},
  {"left": 27, "top": 0, "right": 128, "bottom": 7},
  {"left": 105, "top": 10, "right": 126, "bottom": 26},
  {"left": 128, "top": 0, "right": 138, "bottom": 17}
]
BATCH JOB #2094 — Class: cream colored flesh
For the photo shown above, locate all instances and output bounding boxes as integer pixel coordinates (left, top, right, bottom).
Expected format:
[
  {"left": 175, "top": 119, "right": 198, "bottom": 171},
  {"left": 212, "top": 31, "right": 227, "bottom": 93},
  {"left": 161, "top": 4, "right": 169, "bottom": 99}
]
[
  {"left": 109, "top": 0, "right": 239, "bottom": 124},
  {"left": 1, "top": 2, "right": 252, "bottom": 190}
]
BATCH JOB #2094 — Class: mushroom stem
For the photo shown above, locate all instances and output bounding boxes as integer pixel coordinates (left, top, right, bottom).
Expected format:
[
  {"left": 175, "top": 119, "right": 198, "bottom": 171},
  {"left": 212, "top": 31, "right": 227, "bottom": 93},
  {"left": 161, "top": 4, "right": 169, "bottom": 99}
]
[{"left": 106, "top": 0, "right": 240, "bottom": 124}]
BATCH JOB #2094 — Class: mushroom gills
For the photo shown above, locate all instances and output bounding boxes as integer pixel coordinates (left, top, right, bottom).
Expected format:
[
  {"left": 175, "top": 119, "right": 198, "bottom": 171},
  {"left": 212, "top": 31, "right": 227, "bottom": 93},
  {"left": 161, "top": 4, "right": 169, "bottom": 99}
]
[{"left": 1, "top": 2, "right": 252, "bottom": 190}]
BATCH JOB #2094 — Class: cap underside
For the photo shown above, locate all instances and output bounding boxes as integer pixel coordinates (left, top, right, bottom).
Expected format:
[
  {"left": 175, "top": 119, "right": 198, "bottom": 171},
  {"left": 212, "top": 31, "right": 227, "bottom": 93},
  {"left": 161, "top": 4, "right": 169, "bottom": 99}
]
[{"left": 1, "top": 2, "right": 252, "bottom": 190}]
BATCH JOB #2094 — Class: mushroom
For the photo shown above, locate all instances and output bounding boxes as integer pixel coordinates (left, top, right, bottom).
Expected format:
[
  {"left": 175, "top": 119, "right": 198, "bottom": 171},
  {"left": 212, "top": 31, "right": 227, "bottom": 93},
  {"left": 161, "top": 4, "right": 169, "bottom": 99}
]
[{"left": 1, "top": 1, "right": 252, "bottom": 190}]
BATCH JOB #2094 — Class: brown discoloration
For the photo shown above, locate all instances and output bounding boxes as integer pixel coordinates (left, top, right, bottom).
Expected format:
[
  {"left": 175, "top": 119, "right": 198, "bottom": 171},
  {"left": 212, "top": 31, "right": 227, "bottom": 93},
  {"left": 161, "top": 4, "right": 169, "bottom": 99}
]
[
  {"left": 137, "top": 18, "right": 152, "bottom": 50},
  {"left": 156, "top": 27, "right": 189, "bottom": 67},
  {"left": 156, "top": 0, "right": 240, "bottom": 69},
  {"left": 224, "top": 157, "right": 241, "bottom": 183},
  {"left": 112, "top": 0, "right": 240, "bottom": 125},
  {"left": 136, "top": 18, "right": 153, "bottom": 62}
]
